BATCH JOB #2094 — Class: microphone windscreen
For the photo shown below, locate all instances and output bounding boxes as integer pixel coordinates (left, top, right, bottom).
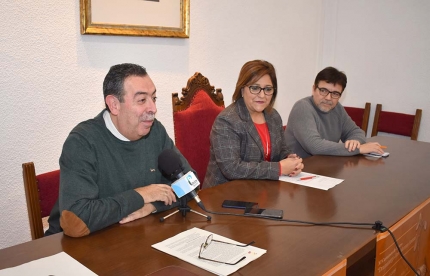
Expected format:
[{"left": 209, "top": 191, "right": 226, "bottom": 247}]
[{"left": 158, "top": 149, "right": 183, "bottom": 178}]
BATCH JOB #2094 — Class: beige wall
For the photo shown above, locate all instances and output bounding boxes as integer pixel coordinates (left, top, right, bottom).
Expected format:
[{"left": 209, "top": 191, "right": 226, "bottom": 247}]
[{"left": 320, "top": 0, "right": 430, "bottom": 140}]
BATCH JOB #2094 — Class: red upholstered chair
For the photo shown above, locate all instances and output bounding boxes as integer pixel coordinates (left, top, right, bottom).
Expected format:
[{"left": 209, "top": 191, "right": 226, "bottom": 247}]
[
  {"left": 371, "top": 104, "right": 422, "bottom": 141},
  {"left": 344, "top": 102, "right": 371, "bottom": 136},
  {"left": 172, "top": 72, "right": 224, "bottom": 185},
  {"left": 22, "top": 162, "right": 60, "bottom": 240}
]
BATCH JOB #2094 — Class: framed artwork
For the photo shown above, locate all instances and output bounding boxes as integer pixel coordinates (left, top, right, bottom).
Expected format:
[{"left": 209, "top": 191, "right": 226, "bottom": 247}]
[{"left": 80, "top": 0, "right": 190, "bottom": 38}]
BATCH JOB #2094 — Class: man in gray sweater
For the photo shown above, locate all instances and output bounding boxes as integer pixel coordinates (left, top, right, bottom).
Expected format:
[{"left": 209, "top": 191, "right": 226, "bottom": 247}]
[
  {"left": 284, "top": 67, "right": 384, "bottom": 158},
  {"left": 46, "top": 63, "right": 195, "bottom": 237}
]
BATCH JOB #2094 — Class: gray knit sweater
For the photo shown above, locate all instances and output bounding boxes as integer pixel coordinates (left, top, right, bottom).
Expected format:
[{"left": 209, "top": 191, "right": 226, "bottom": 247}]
[{"left": 284, "top": 96, "right": 365, "bottom": 158}]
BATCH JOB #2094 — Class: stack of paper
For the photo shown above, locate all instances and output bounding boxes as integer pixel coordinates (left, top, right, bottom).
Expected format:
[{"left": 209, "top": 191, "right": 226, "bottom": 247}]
[
  {"left": 363, "top": 152, "right": 390, "bottom": 158},
  {"left": 279, "top": 172, "right": 344, "bottom": 190},
  {"left": 152, "top": 227, "right": 266, "bottom": 276},
  {"left": 0, "top": 252, "right": 97, "bottom": 276}
]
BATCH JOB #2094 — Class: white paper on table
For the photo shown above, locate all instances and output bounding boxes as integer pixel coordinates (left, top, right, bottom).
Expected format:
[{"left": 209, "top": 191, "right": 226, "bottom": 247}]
[
  {"left": 279, "top": 172, "right": 344, "bottom": 190},
  {"left": 0, "top": 251, "right": 97, "bottom": 276},
  {"left": 363, "top": 152, "right": 389, "bottom": 158},
  {"left": 152, "top": 227, "right": 266, "bottom": 276}
]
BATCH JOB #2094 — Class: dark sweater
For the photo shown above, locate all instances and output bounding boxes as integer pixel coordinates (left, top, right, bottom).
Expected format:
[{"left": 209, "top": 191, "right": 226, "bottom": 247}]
[{"left": 46, "top": 110, "right": 193, "bottom": 236}]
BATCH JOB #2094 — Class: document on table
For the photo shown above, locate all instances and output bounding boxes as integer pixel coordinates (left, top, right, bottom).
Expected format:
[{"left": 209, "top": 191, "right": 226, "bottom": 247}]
[
  {"left": 363, "top": 152, "right": 390, "bottom": 158},
  {"left": 279, "top": 172, "right": 344, "bottom": 190},
  {"left": 152, "top": 227, "right": 266, "bottom": 276},
  {"left": 0, "top": 252, "right": 97, "bottom": 276}
]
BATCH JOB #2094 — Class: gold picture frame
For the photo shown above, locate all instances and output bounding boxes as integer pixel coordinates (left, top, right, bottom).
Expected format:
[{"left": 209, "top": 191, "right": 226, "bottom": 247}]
[{"left": 80, "top": 0, "right": 190, "bottom": 38}]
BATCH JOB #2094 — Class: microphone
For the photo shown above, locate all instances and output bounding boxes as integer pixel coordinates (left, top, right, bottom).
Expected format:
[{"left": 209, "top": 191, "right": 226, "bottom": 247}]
[{"left": 158, "top": 149, "right": 205, "bottom": 209}]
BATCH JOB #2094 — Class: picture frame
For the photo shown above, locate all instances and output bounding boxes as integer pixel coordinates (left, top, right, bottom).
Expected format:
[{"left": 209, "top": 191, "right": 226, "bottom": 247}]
[{"left": 80, "top": 0, "right": 190, "bottom": 38}]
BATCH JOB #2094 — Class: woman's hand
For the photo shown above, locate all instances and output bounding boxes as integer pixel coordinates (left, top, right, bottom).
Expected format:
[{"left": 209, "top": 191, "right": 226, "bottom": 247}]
[{"left": 280, "top": 155, "right": 304, "bottom": 176}]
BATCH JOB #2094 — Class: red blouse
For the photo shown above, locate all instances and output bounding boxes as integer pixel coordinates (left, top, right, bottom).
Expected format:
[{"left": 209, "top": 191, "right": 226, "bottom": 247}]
[{"left": 254, "top": 122, "right": 271, "bottom": 161}]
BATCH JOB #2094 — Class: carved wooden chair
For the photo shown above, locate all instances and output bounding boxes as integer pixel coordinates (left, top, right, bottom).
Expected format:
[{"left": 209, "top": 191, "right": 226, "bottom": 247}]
[
  {"left": 22, "top": 162, "right": 60, "bottom": 240},
  {"left": 371, "top": 104, "right": 422, "bottom": 140},
  {"left": 172, "top": 72, "right": 224, "bottom": 185},
  {"left": 344, "top": 102, "right": 371, "bottom": 136}
]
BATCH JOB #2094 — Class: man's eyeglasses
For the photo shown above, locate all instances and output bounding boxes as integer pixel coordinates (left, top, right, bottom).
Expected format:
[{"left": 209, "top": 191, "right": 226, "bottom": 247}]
[
  {"left": 247, "top": 85, "right": 275, "bottom": 96},
  {"left": 316, "top": 86, "right": 342, "bottom": 99},
  {"left": 198, "top": 234, "right": 255, "bottom": 265}
]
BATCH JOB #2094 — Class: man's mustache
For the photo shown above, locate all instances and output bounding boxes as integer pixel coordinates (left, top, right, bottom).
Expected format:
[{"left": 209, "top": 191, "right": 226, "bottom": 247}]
[{"left": 140, "top": 113, "right": 155, "bottom": 121}]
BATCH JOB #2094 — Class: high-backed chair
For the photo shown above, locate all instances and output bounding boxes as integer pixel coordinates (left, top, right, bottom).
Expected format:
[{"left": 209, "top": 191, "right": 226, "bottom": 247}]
[
  {"left": 22, "top": 162, "right": 60, "bottom": 240},
  {"left": 371, "top": 104, "right": 422, "bottom": 140},
  {"left": 344, "top": 102, "right": 371, "bottom": 136},
  {"left": 172, "top": 72, "right": 224, "bottom": 185}
]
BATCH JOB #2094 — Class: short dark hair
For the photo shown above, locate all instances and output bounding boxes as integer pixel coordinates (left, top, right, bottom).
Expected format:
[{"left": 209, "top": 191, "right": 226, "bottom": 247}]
[
  {"left": 103, "top": 63, "right": 148, "bottom": 112},
  {"left": 314, "top": 67, "right": 347, "bottom": 92},
  {"left": 232, "top": 60, "right": 278, "bottom": 112}
]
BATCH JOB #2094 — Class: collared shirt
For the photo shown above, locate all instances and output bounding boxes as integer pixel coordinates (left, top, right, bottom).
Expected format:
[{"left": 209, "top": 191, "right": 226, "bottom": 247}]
[{"left": 103, "top": 110, "right": 130, "bottom": 141}]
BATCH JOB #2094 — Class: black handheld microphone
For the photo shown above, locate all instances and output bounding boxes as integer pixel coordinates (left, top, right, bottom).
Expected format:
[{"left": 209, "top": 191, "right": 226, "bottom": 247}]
[{"left": 158, "top": 149, "right": 205, "bottom": 209}]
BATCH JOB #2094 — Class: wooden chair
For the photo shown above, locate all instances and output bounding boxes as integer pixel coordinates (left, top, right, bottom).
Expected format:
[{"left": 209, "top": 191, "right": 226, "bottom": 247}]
[
  {"left": 344, "top": 102, "right": 371, "bottom": 136},
  {"left": 22, "top": 162, "right": 60, "bottom": 240},
  {"left": 172, "top": 72, "right": 224, "bottom": 185},
  {"left": 371, "top": 104, "right": 422, "bottom": 140}
]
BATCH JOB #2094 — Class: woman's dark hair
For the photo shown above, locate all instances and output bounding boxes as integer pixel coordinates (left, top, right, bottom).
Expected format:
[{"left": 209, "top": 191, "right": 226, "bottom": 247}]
[{"left": 232, "top": 60, "right": 278, "bottom": 112}]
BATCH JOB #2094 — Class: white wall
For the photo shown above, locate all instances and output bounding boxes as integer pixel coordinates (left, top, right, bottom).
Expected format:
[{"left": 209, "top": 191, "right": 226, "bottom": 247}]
[
  {"left": 0, "top": 1, "right": 321, "bottom": 249},
  {"left": 320, "top": 0, "right": 430, "bottom": 140}
]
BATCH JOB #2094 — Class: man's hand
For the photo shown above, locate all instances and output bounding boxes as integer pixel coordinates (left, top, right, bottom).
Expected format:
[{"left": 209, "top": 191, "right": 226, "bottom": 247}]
[
  {"left": 280, "top": 154, "right": 304, "bottom": 177},
  {"left": 119, "top": 203, "right": 156, "bottom": 224},
  {"left": 359, "top": 142, "right": 385, "bottom": 155},
  {"left": 134, "top": 184, "right": 177, "bottom": 205},
  {"left": 345, "top": 140, "right": 361, "bottom": 152}
]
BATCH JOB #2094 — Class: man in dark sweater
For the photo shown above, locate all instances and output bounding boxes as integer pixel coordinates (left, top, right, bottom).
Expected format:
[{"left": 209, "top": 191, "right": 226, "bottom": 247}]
[
  {"left": 46, "top": 63, "right": 195, "bottom": 237},
  {"left": 284, "top": 67, "right": 384, "bottom": 158}
]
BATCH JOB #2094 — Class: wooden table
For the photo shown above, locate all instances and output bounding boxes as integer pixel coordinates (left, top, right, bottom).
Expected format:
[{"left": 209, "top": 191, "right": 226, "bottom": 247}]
[{"left": 1, "top": 137, "right": 429, "bottom": 275}]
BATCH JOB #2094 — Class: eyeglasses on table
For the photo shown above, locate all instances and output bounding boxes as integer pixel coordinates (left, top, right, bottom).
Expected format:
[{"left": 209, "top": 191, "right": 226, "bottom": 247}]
[{"left": 198, "top": 234, "right": 255, "bottom": 265}]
